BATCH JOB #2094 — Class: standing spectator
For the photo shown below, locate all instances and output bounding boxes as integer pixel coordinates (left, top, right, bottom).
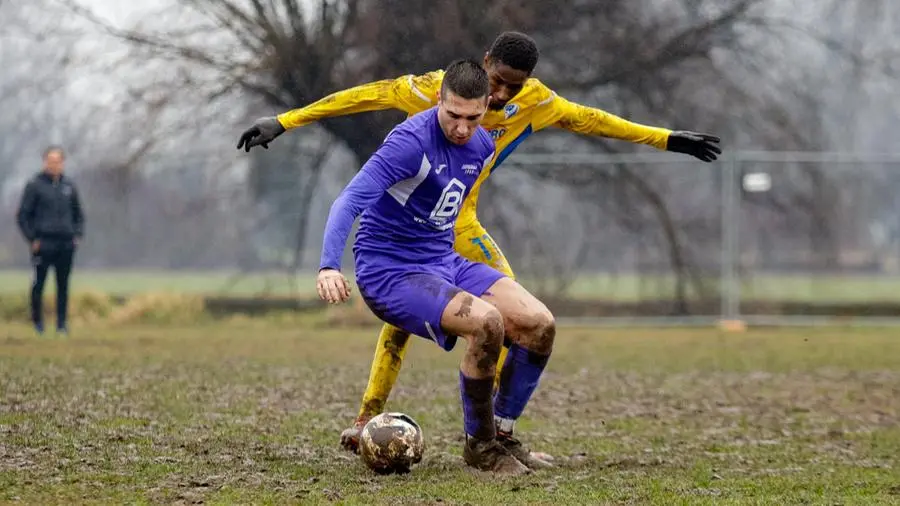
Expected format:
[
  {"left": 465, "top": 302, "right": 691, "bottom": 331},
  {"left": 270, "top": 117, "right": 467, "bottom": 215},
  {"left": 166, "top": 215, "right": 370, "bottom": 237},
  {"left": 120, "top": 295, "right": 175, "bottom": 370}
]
[{"left": 16, "top": 146, "right": 84, "bottom": 335}]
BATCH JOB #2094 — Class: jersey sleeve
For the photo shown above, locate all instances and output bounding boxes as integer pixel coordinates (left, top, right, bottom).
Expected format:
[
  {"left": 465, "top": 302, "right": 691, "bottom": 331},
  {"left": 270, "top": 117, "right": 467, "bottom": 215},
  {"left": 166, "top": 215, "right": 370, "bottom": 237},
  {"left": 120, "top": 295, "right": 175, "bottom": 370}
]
[
  {"left": 16, "top": 180, "right": 38, "bottom": 242},
  {"left": 529, "top": 80, "right": 671, "bottom": 150},
  {"left": 319, "top": 129, "right": 424, "bottom": 270},
  {"left": 71, "top": 182, "right": 85, "bottom": 239},
  {"left": 277, "top": 71, "right": 443, "bottom": 130},
  {"left": 478, "top": 130, "right": 497, "bottom": 169}
]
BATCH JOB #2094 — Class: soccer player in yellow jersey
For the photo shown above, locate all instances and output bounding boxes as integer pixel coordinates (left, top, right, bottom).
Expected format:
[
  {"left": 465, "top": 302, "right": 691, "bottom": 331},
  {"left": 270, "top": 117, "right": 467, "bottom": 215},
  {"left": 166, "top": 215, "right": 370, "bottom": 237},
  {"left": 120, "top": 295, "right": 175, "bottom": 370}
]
[{"left": 237, "top": 32, "right": 721, "bottom": 458}]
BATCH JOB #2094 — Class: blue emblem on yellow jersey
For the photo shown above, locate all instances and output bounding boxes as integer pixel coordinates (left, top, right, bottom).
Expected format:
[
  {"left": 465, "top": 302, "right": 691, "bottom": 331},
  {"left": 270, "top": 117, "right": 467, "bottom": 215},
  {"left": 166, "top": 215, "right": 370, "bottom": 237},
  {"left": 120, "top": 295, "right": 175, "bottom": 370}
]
[{"left": 503, "top": 103, "right": 519, "bottom": 119}]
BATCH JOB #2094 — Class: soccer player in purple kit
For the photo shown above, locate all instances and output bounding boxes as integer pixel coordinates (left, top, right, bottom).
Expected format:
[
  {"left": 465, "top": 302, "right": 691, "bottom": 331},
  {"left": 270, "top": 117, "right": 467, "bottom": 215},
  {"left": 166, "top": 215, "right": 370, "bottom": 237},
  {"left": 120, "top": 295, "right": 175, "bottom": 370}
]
[{"left": 317, "top": 59, "right": 555, "bottom": 475}]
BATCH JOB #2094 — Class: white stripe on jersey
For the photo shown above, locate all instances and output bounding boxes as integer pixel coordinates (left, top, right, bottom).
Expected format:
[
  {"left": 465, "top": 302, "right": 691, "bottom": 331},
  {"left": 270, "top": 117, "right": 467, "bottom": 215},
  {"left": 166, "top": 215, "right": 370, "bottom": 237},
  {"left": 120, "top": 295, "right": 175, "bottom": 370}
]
[
  {"left": 537, "top": 91, "right": 556, "bottom": 107},
  {"left": 425, "top": 321, "right": 438, "bottom": 340},
  {"left": 483, "top": 151, "right": 495, "bottom": 169},
  {"left": 387, "top": 153, "right": 432, "bottom": 206},
  {"left": 409, "top": 76, "right": 433, "bottom": 104}
]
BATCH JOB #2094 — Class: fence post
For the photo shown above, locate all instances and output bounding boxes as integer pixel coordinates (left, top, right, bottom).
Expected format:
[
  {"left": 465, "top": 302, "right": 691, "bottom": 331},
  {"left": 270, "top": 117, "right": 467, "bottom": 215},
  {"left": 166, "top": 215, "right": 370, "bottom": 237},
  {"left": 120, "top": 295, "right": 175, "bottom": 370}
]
[{"left": 720, "top": 153, "right": 743, "bottom": 330}]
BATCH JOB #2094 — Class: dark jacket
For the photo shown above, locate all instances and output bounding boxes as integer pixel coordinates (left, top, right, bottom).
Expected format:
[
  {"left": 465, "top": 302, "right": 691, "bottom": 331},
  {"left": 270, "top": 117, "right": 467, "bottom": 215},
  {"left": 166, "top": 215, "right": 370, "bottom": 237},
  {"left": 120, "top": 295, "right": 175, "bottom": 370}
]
[{"left": 16, "top": 172, "right": 85, "bottom": 243}]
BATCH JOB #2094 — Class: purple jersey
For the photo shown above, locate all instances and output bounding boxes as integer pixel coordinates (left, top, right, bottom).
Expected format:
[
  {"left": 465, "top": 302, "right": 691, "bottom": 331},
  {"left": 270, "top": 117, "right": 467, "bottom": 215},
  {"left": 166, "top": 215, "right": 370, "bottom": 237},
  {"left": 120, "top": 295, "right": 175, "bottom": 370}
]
[{"left": 320, "top": 107, "right": 495, "bottom": 270}]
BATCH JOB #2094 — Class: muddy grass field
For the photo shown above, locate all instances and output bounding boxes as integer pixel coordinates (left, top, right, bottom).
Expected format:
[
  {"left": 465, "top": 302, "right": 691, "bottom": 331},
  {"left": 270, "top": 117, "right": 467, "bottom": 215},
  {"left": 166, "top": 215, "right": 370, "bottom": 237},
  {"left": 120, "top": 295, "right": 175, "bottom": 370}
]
[{"left": 1, "top": 321, "right": 899, "bottom": 505}]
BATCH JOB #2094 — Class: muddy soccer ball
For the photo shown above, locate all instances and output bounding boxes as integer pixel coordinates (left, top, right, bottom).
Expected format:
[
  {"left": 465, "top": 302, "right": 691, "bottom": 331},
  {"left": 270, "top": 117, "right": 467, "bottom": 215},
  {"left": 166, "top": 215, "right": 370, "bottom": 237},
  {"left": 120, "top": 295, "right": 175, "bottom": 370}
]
[{"left": 359, "top": 412, "right": 425, "bottom": 474}]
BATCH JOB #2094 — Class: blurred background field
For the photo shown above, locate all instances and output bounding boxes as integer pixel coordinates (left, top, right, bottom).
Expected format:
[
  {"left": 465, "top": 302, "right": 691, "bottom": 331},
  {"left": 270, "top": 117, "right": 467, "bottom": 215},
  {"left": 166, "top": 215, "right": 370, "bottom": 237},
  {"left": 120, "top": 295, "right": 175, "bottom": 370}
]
[
  {"left": 4, "top": 269, "right": 900, "bottom": 303},
  {"left": 3, "top": 1, "right": 900, "bottom": 324}
]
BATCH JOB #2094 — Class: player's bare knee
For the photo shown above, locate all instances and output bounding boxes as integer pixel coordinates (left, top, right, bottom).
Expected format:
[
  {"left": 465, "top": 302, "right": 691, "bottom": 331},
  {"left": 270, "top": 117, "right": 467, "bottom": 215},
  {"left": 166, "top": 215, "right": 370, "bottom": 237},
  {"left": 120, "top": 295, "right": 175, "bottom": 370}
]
[
  {"left": 536, "top": 311, "right": 556, "bottom": 355},
  {"left": 475, "top": 309, "right": 504, "bottom": 349},
  {"left": 523, "top": 310, "right": 556, "bottom": 356},
  {"left": 481, "top": 308, "right": 505, "bottom": 342},
  {"left": 469, "top": 309, "right": 504, "bottom": 373}
]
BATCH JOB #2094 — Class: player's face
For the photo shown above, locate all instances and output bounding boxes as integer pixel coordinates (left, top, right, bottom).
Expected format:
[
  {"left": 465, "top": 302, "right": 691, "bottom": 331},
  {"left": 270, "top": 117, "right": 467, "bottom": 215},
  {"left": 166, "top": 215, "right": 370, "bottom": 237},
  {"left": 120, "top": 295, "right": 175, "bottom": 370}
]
[
  {"left": 437, "top": 91, "right": 489, "bottom": 145},
  {"left": 43, "top": 150, "right": 65, "bottom": 177},
  {"left": 483, "top": 56, "right": 530, "bottom": 110}
]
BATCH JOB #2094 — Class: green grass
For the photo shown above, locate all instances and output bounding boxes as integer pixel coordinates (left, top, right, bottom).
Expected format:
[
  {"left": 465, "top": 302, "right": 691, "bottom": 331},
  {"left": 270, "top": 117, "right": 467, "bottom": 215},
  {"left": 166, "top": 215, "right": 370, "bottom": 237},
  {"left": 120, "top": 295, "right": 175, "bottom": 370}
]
[
  {"left": 556, "top": 272, "right": 900, "bottom": 303},
  {"left": 1, "top": 322, "right": 899, "bottom": 504},
  {"left": 0, "top": 269, "right": 320, "bottom": 297},
  {"left": 2, "top": 268, "right": 899, "bottom": 303}
]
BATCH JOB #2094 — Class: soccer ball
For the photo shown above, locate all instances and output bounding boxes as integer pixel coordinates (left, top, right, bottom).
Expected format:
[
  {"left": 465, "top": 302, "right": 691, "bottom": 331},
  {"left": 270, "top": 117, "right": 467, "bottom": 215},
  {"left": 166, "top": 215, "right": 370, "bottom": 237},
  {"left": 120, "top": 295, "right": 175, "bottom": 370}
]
[{"left": 358, "top": 412, "right": 425, "bottom": 474}]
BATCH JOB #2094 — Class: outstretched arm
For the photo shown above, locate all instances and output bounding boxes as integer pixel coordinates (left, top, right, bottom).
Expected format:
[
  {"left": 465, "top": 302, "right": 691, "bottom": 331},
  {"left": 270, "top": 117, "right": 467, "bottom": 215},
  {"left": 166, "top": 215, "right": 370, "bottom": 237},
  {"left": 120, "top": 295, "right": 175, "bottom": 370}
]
[
  {"left": 535, "top": 86, "right": 721, "bottom": 162},
  {"left": 237, "top": 72, "right": 442, "bottom": 152}
]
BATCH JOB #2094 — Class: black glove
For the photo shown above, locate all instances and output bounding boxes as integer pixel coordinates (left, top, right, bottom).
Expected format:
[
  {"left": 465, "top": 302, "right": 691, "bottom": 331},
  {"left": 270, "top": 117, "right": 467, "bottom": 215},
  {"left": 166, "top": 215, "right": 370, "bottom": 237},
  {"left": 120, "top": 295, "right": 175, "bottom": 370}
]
[
  {"left": 236, "top": 116, "right": 286, "bottom": 152},
  {"left": 666, "top": 131, "right": 722, "bottom": 162}
]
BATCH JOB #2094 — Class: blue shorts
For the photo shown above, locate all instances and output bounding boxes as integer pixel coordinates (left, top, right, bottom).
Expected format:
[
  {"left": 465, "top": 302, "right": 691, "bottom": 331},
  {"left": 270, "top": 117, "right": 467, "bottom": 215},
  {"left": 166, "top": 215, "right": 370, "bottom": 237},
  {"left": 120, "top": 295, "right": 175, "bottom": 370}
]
[{"left": 355, "top": 252, "right": 506, "bottom": 351}]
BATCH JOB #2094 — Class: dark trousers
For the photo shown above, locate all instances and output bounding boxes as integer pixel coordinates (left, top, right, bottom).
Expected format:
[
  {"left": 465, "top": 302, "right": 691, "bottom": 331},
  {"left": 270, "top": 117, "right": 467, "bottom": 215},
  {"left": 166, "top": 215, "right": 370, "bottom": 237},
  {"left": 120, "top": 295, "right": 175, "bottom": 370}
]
[{"left": 30, "top": 240, "right": 75, "bottom": 329}]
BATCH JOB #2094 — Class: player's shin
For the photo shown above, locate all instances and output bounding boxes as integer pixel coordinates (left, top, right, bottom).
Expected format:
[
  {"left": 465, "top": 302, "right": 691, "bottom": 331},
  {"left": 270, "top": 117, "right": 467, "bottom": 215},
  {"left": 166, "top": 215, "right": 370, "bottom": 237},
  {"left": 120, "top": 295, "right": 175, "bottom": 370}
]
[
  {"left": 459, "top": 370, "right": 528, "bottom": 475},
  {"left": 492, "top": 340, "right": 555, "bottom": 469},
  {"left": 341, "top": 325, "right": 412, "bottom": 453},
  {"left": 460, "top": 355, "right": 531, "bottom": 474},
  {"left": 493, "top": 342, "right": 552, "bottom": 434},
  {"left": 358, "top": 324, "right": 411, "bottom": 420},
  {"left": 459, "top": 372, "right": 496, "bottom": 441}
]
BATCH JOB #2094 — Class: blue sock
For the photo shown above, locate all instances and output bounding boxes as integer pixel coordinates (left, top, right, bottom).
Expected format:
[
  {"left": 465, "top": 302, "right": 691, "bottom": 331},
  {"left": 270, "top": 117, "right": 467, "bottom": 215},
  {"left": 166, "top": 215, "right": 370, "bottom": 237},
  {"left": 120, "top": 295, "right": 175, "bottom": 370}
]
[
  {"left": 494, "top": 344, "right": 550, "bottom": 424},
  {"left": 459, "top": 372, "right": 496, "bottom": 440}
]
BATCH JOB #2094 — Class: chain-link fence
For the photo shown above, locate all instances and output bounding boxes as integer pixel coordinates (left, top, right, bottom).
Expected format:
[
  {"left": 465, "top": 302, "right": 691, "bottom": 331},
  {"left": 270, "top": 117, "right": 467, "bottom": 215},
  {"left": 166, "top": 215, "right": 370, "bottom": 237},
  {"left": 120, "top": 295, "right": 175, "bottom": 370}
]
[
  {"left": 5, "top": 150, "right": 900, "bottom": 325},
  {"left": 501, "top": 151, "right": 900, "bottom": 325}
]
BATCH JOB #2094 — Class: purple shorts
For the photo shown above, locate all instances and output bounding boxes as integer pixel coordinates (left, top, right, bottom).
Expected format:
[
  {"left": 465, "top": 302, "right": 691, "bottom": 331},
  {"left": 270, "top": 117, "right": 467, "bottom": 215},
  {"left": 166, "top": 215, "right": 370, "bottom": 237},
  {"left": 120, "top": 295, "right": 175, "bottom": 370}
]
[{"left": 355, "top": 252, "right": 506, "bottom": 351}]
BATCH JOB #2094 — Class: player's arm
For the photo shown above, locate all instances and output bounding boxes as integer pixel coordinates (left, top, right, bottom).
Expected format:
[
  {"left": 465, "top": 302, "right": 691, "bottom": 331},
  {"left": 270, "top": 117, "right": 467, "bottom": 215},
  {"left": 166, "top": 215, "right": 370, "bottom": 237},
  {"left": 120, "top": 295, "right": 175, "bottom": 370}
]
[
  {"left": 71, "top": 182, "right": 85, "bottom": 242},
  {"left": 536, "top": 88, "right": 721, "bottom": 162},
  {"left": 16, "top": 181, "right": 38, "bottom": 244},
  {"left": 317, "top": 130, "right": 423, "bottom": 303},
  {"left": 237, "top": 72, "right": 441, "bottom": 152}
]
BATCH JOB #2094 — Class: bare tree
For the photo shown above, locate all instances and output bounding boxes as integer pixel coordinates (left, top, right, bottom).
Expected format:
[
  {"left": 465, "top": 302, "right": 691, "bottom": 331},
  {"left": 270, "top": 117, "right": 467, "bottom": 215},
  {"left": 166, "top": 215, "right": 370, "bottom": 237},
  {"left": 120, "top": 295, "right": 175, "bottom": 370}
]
[
  {"left": 245, "top": 130, "right": 337, "bottom": 281},
  {"left": 49, "top": 0, "right": 899, "bottom": 310},
  {"left": 0, "top": 0, "right": 79, "bottom": 183}
]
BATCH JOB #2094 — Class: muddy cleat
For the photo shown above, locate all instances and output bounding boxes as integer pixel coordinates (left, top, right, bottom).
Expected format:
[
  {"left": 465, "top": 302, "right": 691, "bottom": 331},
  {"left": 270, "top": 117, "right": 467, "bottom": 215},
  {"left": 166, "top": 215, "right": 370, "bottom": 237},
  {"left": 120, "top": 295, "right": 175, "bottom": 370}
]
[
  {"left": 339, "top": 416, "right": 370, "bottom": 454},
  {"left": 497, "top": 433, "right": 554, "bottom": 470},
  {"left": 463, "top": 436, "right": 531, "bottom": 476}
]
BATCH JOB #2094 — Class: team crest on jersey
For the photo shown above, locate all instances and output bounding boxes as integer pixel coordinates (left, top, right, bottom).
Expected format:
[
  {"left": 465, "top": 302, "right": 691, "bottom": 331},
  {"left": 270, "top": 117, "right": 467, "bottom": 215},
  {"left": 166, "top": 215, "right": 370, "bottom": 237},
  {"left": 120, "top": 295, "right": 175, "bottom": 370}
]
[
  {"left": 429, "top": 178, "right": 467, "bottom": 230},
  {"left": 503, "top": 103, "right": 519, "bottom": 119},
  {"left": 489, "top": 128, "right": 507, "bottom": 140}
]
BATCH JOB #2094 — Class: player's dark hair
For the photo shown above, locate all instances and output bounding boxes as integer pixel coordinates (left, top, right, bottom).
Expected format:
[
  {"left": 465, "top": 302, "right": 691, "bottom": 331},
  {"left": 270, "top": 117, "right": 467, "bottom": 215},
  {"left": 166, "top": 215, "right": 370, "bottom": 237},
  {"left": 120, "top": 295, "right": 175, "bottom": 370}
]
[
  {"left": 43, "top": 145, "right": 65, "bottom": 159},
  {"left": 487, "top": 31, "right": 539, "bottom": 73},
  {"left": 440, "top": 59, "right": 490, "bottom": 100}
]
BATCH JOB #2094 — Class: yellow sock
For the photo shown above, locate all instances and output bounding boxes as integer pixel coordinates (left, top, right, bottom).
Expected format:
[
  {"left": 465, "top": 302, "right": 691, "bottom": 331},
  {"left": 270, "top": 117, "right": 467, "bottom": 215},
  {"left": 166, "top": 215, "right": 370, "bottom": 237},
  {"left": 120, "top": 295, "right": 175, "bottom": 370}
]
[
  {"left": 357, "top": 324, "right": 411, "bottom": 420},
  {"left": 493, "top": 344, "right": 509, "bottom": 391}
]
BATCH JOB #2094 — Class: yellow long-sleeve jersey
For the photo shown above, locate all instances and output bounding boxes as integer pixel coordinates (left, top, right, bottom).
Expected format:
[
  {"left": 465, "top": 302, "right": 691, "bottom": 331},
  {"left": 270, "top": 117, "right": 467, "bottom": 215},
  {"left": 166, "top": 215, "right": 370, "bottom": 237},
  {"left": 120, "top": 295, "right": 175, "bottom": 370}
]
[{"left": 277, "top": 70, "right": 672, "bottom": 230}]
